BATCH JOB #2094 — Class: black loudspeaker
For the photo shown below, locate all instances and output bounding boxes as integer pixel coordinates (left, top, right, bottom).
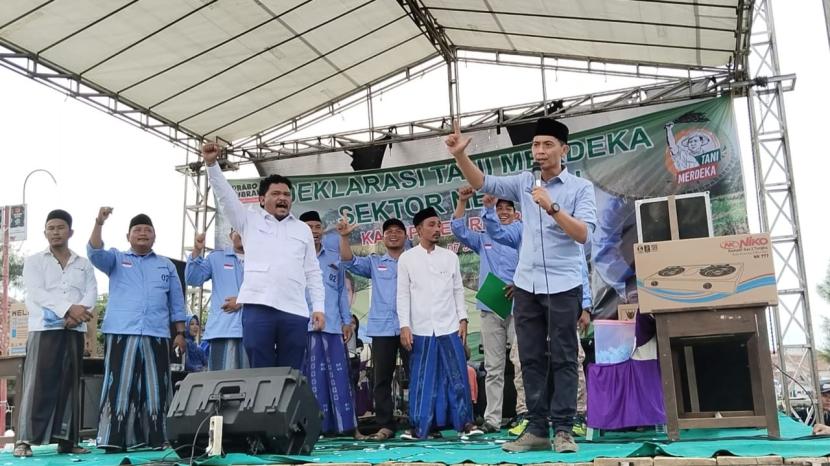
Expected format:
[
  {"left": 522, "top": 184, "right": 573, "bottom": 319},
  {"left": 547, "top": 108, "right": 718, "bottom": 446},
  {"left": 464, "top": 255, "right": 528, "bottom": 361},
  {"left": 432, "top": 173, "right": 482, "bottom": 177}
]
[
  {"left": 168, "top": 258, "right": 187, "bottom": 293},
  {"left": 167, "top": 367, "right": 322, "bottom": 456},
  {"left": 81, "top": 375, "right": 103, "bottom": 431}
]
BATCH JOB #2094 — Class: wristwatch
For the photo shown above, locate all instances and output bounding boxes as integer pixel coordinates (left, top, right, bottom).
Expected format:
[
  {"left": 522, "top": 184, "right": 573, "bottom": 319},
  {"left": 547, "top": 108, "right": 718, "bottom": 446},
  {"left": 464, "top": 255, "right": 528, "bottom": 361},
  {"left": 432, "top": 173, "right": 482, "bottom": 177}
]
[{"left": 546, "top": 202, "right": 561, "bottom": 216}]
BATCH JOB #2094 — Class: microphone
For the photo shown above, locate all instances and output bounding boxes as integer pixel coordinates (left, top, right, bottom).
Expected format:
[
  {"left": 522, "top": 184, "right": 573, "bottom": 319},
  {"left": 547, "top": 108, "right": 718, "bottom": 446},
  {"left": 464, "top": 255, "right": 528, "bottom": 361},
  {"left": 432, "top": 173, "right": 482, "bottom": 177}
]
[{"left": 531, "top": 162, "right": 542, "bottom": 187}]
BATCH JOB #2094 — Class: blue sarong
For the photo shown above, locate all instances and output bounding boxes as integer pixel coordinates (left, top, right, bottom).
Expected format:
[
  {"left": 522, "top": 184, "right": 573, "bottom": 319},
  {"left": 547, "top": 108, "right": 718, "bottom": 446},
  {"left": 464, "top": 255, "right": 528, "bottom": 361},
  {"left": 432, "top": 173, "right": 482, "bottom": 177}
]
[
  {"left": 206, "top": 337, "right": 249, "bottom": 371},
  {"left": 409, "top": 333, "right": 474, "bottom": 438},
  {"left": 304, "top": 332, "right": 357, "bottom": 434}
]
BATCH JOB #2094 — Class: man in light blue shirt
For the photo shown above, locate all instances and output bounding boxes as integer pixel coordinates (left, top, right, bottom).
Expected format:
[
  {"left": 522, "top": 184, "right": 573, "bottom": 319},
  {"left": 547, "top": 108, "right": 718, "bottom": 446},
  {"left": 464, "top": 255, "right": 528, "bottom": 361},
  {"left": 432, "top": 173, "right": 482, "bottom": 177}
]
[
  {"left": 88, "top": 209, "right": 187, "bottom": 452},
  {"left": 185, "top": 230, "right": 247, "bottom": 370},
  {"left": 450, "top": 187, "right": 526, "bottom": 433},
  {"left": 337, "top": 216, "right": 407, "bottom": 440},
  {"left": 447, "top": 118, "right": 597, "bottom": 453},
  {"left": 301, "top": 211, "right": 358, "bottom": 436},
  {"left": 482, "top": 202, "right": 593, "bottom": 426}
]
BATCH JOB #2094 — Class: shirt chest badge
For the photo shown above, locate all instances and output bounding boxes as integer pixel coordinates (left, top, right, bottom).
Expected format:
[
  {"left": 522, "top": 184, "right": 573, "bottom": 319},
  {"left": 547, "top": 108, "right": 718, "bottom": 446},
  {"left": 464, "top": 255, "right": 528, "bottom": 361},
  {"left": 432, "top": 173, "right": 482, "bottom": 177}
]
[
  {"left": 483, "top": 243, "right": 493, "bottom": 250},
  {"left": 223, "top": 263, "right": 234, "bottom": 270},
  {"left": 377, "top": 264, "right": 388, "bottom": 272},
  {"left": 121, "top": 260, "right": 133, "bottom": 268}
]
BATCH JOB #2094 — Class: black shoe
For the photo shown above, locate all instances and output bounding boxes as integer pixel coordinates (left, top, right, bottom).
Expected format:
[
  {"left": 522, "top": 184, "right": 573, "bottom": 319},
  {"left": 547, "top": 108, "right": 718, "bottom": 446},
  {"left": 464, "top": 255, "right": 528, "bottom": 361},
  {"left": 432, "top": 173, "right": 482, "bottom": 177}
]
[
  {"left": 508, "top": 413, "right": 526, "bottom": 428},
  {"left": 479, "top": 421, "right": 500, "bottom": 433}
]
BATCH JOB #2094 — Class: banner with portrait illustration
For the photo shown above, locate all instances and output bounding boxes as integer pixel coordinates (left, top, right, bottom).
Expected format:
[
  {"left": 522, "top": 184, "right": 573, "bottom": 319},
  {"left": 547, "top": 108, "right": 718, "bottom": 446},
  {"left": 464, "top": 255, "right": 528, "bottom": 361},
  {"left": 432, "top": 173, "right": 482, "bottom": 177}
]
[{"left": 215, "top": 97, "right": 748, "bottom": 349}]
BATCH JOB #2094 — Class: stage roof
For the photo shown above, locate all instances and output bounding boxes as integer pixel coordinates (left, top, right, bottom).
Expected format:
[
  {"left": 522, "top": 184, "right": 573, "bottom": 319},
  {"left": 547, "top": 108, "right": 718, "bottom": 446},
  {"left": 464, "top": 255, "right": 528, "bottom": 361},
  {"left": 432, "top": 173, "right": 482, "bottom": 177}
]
[{"left": 0, "top": 0, "right": 747, "bottom": 146}]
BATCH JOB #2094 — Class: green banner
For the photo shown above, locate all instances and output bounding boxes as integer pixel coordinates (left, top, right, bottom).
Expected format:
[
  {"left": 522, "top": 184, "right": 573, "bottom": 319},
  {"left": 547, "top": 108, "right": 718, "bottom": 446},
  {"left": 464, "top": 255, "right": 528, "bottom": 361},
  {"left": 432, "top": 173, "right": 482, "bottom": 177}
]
[{"left": 217, "top": 97, "right": 748, "bottom": 353}]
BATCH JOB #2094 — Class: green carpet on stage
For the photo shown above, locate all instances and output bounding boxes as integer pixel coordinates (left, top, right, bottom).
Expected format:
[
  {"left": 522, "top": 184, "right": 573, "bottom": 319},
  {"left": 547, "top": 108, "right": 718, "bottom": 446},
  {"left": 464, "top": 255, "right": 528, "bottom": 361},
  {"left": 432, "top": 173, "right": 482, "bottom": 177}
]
[{"left": 4, "top": 415, "right": 828, "bottom": 465}]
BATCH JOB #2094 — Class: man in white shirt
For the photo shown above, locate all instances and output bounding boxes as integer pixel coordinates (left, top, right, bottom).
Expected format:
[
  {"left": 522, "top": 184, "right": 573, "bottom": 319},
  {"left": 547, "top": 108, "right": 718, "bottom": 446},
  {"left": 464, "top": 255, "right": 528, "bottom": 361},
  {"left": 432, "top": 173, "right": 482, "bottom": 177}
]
[
  {"left": 202, "top": 143, "right": 325, "bottom": 369},
  {"left": 16, "top": 210, "right": 97, "bottom": 457},
  {"left": 397, "top": 207, "right": 481, "bottom": 440}
]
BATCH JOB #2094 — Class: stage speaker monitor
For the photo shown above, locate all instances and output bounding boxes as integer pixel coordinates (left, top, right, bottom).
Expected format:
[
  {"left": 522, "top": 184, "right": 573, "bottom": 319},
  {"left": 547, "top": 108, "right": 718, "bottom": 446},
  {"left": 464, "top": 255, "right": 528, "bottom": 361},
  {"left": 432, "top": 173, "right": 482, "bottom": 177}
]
[
  {"left": 167, "top": 367, "right": 322, "bottom": 456},
  {"left": 634, "top": 191, "right": 713, "bottom": 243}
]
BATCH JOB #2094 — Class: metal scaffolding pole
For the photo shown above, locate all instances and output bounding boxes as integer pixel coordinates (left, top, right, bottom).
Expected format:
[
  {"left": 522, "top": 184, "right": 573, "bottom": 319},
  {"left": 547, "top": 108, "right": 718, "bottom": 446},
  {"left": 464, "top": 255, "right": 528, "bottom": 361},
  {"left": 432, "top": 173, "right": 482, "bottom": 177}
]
[
  {"left": 747, "top": 0, "right": 820, "bottom": 422},
  {"left": 179, "top": 152, "right": 217, "bottom": 324}
]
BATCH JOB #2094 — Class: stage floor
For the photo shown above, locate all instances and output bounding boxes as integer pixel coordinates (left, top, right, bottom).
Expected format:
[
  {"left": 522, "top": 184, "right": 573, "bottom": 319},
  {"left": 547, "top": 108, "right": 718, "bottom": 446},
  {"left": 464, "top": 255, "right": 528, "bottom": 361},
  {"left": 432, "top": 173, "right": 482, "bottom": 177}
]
[{"left": 3, "top": 415, "right": 829, "bottom": 465}]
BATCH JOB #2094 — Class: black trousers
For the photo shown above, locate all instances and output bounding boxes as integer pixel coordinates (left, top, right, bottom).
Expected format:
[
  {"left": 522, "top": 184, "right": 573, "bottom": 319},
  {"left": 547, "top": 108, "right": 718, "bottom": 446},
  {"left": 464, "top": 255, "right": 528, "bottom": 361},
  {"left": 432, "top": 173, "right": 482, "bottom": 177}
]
[
  {"left": 514, "top": 285, "right": 582, "bottom": 436},
  {"left": 371, "top": 336, "right": 410, "bottom": 431}
]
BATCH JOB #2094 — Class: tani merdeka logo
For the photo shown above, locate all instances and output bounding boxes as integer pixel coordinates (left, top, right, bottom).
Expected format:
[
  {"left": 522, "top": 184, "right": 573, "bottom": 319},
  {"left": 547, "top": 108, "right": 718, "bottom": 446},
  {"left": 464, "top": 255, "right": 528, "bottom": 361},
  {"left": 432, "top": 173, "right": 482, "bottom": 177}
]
[{"left": 664, "top": 120, "right": 723, "bottom": 184}]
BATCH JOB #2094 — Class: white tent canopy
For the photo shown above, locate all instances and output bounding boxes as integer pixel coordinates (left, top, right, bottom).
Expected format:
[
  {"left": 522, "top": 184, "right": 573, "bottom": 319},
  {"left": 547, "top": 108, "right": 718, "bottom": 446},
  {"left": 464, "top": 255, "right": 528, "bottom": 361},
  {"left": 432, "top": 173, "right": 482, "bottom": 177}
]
[{"left": 0, "top": 0, "right": 745, "bottom": 148}]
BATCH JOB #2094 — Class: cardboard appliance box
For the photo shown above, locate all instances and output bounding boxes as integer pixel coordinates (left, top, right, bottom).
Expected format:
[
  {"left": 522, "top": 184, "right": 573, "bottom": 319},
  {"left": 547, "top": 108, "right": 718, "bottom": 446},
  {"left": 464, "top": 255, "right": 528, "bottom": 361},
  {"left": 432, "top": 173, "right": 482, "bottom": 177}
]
[{"left": 634, "top": 233, "right": 777, "bottom": 313}]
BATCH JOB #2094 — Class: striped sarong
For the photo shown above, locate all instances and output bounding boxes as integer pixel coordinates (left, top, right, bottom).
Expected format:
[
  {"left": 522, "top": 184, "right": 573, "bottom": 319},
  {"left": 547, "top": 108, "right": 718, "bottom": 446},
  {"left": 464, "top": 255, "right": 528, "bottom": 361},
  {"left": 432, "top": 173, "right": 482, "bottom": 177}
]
[
  {"left": 206, "top": 338, "right": 248, "bottom": 371},
  {"left": 17, "top": 330, "right": 84, "bottom": 445},
  {"left": 304, "top": 332, "right": 357, "bottom": 435},
  {"left": 408, "top": 333, "right": 473, "bottom": 439},
  {"left": 96, "top": 335, "right": 171, "bottom": 451}
]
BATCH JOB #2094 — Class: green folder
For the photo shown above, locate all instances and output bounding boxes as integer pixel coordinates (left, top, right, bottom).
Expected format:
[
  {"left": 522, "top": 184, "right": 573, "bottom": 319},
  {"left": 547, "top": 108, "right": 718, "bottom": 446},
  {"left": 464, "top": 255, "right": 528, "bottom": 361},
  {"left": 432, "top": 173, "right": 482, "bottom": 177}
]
[{"left": 476, "top": 273, "right": 513, "bottom": 319}]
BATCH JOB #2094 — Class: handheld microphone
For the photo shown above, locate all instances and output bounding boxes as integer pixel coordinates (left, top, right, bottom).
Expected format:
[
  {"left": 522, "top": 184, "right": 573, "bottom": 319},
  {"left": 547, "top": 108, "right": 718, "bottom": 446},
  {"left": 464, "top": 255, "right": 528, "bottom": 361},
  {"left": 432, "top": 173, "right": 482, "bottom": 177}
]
[{"left": 531, "top": 162, "right": 542, "bottom": 187}]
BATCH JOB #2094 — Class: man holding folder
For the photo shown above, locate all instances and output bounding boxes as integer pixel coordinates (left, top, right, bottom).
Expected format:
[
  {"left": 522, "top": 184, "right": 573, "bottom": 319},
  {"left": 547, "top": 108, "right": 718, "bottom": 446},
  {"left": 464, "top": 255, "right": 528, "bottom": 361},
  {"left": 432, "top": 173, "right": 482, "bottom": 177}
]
[{"left": 450, "top": 187, "right": 526, "bottom": 434}]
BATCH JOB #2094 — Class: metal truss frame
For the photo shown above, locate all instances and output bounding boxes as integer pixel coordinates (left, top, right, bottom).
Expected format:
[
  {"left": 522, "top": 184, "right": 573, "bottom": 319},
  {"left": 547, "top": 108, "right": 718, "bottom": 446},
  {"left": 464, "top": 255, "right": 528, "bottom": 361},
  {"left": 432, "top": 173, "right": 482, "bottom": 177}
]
[
  {"left": 232, "top": 71, "right": 759, "bottom": 163},
  {"left": 178, "top": 155, "right": 217, "bottom": 324},
  {"left": 0, "top": 41, "right": 204, "bottom": 156},
  {"left": 229, "top": 60, "right": 739, "bottom": 161},
  {"left": 746, "top": 0, "right": 821, "bottom": 423},
  {"left": 4, "top": 3, "right": 817, "bottom": 415}
]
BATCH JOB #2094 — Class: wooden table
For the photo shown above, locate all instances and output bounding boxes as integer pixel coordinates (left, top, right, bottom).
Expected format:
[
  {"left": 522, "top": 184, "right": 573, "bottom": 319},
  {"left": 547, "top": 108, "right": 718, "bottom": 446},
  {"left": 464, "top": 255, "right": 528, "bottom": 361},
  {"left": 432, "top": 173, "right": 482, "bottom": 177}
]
[{"left": 654, "top": 305, "right": 780, "bottom": 441}]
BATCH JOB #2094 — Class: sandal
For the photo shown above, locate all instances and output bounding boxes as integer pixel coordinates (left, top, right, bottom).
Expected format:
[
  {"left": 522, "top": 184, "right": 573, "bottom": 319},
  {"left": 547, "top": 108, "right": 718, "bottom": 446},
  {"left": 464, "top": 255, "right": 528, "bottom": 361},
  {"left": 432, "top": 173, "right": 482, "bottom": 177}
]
[
  {"left": 368, "top": 427, "right": 394, "bottom": 440},
  {"left": 13, "top": 442, "right": 32, "bottom": 458},
  {"left": 57, "top": 441, "right": 90, "bottom": 454}
]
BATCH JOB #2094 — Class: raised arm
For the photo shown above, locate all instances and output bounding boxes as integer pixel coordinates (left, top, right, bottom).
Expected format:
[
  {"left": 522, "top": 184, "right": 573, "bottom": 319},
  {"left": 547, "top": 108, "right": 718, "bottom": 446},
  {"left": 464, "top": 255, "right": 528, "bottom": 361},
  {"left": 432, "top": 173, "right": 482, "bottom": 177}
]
[
  {"left": 665, "top": 122, "right": 678, "bottom": 155},
  {"left": 336, "top": 212, "right": 358, "bottom": 262},
  {"left": 482, "top": 200, "right": 522, "bottom": 248},
  {"left": 203, "top": 143, "right": 247, "bottom": 232},
  {"left": 87, "top": 207, "right": 116, "bottom": 275},
  {"left": 88, "top": 206, "right": 111, "bottom": 250},
  {"left": 445, "top": 119, "right": 484, "bottom": 189},
  {"left": 450, "top": 186, "right": 481, "bottom": 252},
  {"left": 185, "top": 233, "right": 213, "bottom": 286}
]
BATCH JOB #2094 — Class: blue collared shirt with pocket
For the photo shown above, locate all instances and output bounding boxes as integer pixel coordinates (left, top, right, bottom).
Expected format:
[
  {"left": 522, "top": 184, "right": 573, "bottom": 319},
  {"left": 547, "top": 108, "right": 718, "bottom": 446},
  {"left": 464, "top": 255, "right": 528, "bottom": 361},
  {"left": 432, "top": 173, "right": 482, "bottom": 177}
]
[
  {"left": 483, "top": 206, "right": 593, "bottom": 309},
  {"left": 450, "top": 217, "right": 519, "bottom": 312},
  {"left": 342, "top": 254, "right": 399, "bottom": 337},
  {"left": 308, "top": 247, "right": 351, "bottom": 334},
  {"left": 87, "top": 245, "right": 187, "bottom": 338},
  {"left": 481, "top": 168, "right": 597, "bottom": 295},
  {"left": 185, "top": 248, "right": 244, "bottom": 340}
]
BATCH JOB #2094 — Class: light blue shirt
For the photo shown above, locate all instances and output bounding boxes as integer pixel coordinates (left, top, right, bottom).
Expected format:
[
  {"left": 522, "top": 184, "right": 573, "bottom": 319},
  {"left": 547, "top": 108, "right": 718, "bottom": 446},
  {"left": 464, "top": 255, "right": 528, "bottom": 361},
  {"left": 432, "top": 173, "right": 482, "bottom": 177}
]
[
  {"left": 342, "top": 254, "right": 399, "bottom": 337},
  {"left": 450, "top": 217, "right": 519, "bottom": 312},
  {"left": 87, "top": 245, "right": 187, "bottom": 338},
  {"left": 308, "top": 247, "right": 351, "bottom": 334},
  {"left": 185, "top": 248, "right": 244, "bottom": 340},
  {"left": 481, "top": 168, "right": 597, "bottom": 295},
  {"left": 483, "top": 207, "right": 593, "bottom": 310}
]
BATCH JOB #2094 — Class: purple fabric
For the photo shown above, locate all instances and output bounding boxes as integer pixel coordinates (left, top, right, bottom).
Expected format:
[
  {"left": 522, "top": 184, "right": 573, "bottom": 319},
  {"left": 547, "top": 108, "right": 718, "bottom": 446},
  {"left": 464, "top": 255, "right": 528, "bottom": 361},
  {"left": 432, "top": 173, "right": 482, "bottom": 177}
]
[
  {"left": 586, "top": 359, "right": 666, "bottom": 430},
  {"left": 353, "top": 358, "right": 373, "bottom": 416}
]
